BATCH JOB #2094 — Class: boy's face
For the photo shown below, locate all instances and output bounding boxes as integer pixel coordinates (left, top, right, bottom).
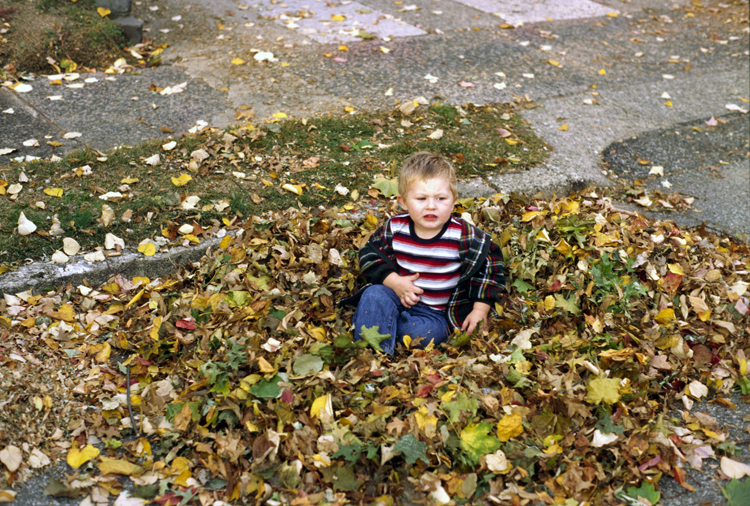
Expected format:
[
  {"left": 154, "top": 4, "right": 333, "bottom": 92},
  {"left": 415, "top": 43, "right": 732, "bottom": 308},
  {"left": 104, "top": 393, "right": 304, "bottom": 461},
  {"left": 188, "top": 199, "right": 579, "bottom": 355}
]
[{"left": 398, "top": 177, "right": 457, "bottom": 239}]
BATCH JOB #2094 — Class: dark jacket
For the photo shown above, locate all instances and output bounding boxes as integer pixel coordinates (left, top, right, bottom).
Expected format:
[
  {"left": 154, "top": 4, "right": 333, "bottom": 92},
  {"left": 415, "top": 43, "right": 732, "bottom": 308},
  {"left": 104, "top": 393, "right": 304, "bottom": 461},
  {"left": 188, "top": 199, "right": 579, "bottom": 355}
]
[{"left": 341, "top": 214, "right": 506, "bottom": 331}]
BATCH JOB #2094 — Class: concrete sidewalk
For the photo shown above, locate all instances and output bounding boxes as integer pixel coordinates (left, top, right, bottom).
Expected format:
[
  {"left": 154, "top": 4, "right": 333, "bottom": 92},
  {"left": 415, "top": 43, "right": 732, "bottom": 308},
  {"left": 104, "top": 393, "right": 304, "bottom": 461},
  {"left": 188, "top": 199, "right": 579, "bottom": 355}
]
[{"left": 1, "top": 0, "right": 749, "bottom": 503}]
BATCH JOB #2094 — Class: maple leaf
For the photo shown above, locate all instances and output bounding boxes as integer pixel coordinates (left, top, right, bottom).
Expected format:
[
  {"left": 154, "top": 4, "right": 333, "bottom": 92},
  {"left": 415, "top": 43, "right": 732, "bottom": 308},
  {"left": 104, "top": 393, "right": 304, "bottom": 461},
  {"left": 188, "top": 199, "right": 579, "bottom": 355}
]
[
  {"left": 624, "top": 481, "right": 660, "bottom": 505},
  {"left": 393, "top": 434, "right": 429, "bottom": 466},
  {"left": 442, "top": 392, "right": 478, "bottom": 423},
  {"left": 372, "top": 177, "right": 399, "bottom": 198},
  {"left": 358, "top": 325, "right": 391, "bottom": 353},
  {"left": 586, "top": 377, "right": 621, "bottom": 405},
  {"left": 460, "top": 422, "right": 501, "bottom": 464},
  {"left": 725, "top": 478, "right": 750, "bottom": 506}
]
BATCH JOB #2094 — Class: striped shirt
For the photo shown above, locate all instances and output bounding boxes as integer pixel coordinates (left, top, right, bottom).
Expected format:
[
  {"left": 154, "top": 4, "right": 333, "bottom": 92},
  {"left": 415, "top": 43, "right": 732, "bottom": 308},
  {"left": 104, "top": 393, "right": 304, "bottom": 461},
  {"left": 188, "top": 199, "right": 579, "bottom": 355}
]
[{"left": 390, "top": 214, "right": 461, "bottom": 310}]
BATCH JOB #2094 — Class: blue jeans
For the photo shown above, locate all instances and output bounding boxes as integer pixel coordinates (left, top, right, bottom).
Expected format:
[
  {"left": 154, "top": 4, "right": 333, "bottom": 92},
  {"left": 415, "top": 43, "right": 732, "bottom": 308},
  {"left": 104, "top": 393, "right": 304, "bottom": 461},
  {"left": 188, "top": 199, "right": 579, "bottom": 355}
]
[{"left": 352, "top": 284, "right": 451, "bottom": 355}]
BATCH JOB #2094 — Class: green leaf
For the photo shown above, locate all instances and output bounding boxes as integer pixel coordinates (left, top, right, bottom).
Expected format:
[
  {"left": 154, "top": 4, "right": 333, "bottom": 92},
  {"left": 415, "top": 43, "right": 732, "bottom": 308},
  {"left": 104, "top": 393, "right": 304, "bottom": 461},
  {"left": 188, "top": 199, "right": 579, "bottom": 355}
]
[
  {"left": 554, "top": 293, "right": 581, "bottom": 315},
  {"left": 293, "top": 354, "right": 324, "bottom": 376},
  {"left": 626, "top": 481, "right": 660, "bottom": 505},
  {"left": 332, "top": 444, "right": 362, "bottom": 464},
  {"left": 511, "top": 278, "right": 534, "bottom": 294},
  {"left": 460, "top": 422, "right": 501, "bottom": 464},
  {"left": 372, "top": 177, "right": 399, "bottom": 198},
  {"left": 359, "top": 325, "right": 391, "bottom": 353},
  {"left": 226, "top": 290, "right": 249, "bottom": 308},
  {"left": 725, "top": 478, "right": 750, "bottom": 506},
  {"left": 595, "top": 412, "right": 624, "bottom": 435},
  {"left": 356, "top": 30, "right": 376, "bottom": 40},
  {"left": 393, "top": 434, "right": 429, "bottom": 466},
  {"left": 442, "top": 392, "right": 479, "bottom": 424},
  {"left": 250, "top": 375, "right": 283, "bottom": 399}
]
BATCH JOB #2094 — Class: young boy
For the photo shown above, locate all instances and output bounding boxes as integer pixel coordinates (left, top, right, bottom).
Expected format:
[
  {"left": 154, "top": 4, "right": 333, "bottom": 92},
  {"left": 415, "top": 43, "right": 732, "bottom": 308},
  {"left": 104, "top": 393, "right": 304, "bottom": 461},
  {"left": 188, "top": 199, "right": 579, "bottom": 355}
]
[{"left": 345, "top": 152, "right": 506, "bottom": 354}]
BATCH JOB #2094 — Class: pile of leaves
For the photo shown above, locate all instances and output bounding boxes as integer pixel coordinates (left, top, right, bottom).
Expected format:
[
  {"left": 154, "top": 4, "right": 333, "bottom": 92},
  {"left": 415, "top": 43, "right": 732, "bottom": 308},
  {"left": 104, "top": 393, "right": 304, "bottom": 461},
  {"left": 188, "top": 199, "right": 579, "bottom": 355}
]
[{"left": 1, "top": 189, "right": 749, "bottom": 505}]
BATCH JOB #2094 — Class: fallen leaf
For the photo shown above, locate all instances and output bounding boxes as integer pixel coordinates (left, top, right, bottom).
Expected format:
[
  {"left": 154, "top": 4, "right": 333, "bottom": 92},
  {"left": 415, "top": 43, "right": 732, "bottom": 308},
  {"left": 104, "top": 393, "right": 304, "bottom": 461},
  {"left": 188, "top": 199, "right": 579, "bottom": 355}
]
[
  {"left": 171, "top": 174, "right": 192, "bottom": 187},
  {"left": 0, "top": 445, "right": 22, "bottom": 472},
  {"left": 67, "top": 444, "right": 100, "bottom": 470}
]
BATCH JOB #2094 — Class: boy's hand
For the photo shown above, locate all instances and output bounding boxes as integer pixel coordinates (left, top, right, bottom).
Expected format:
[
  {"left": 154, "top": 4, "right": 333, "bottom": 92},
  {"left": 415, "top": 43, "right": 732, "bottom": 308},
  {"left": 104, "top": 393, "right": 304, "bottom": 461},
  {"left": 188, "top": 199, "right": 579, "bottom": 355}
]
[
  {"left": 461, "top": 302, "right": 491, "bottom": 335},
  {"left": 383, "top": 272, "right": 423, "bottom": 308}
]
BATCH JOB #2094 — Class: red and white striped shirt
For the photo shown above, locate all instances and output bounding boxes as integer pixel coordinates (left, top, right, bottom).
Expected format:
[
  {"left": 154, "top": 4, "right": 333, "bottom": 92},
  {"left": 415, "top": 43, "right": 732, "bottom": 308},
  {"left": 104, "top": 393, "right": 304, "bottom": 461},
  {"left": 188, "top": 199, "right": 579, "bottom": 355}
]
[{"left": 390, "top": 214, "right": 462, "bottom": 310}]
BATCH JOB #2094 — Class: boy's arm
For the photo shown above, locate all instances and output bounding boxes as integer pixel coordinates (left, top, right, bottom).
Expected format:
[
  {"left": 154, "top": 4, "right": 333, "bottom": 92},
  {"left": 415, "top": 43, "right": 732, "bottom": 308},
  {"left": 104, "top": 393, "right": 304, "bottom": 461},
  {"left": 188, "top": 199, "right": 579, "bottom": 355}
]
[
  {"left": 358, "top": 224, "right": 397, "bottom": 284},
  {"left": 383, "top": 272, "right": 423, "bottom": 308},
  {"left": 461, "top": 301, "right": 491, "bottom": 334}
]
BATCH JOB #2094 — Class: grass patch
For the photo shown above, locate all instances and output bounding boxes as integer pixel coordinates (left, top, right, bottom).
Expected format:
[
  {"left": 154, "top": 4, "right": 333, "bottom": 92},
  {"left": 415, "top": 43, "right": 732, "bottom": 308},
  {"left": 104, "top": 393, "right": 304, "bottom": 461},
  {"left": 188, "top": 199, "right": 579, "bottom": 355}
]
[
  {"left": 0, "top": 0, "right": 131, "bottom": 75},
  {"left": 0, "top": 102, "right": 549, "bottom": 267}
]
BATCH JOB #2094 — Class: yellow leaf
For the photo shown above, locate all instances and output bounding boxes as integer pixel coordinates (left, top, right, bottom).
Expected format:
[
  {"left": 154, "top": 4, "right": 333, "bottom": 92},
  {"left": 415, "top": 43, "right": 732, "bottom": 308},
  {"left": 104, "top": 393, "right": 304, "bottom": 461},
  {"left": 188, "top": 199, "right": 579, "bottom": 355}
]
[
  {"left": 183, "top": 234, "right": 200, "bottom": 244},
  {"left": 220, "top": 236, "right": 232, "bottom": 249},
  {"left": 121, "top": 178, "right": 138, "bottom": 184},
  {"left": 308, "top": 326, "right": 327, "bottom": 341},
  {"left": 0, "top": 316, "right": 11, "bottom": 329},
  {"left": 231, "top": 58, "right": 245, "bottom": 65},
  {"left": 50, "top": 304, "right": 76, "bottom": 322},
  {"left": 607, "top": 12, "right": 618, "bottom": 17},
  {"left": 261, "top": 179, "right": 274, "bottom": 187},
  {"left": 548, "top": 60, "right": 560, "bottom": 66},
  {"left": 415, "top": 405, "right": 438, "bottom": 432},
  {"left": 258, "top": 356, "right": 275, "bottom": 373},
  {"left": 668, "top": 264, "right": 685, "bottom": 275},
  {"left": 664, "top": 101, "right": 673, "bottom": 107},
  {"left": 138, "top": 243, "right": 157, "bottom": 257},
  {"left": 44, "top": 188, "right": 64, "bottom": 197},
  {"left": 440, "top": 390, "right": 455, "bottom": 403},
  {"left": 505, "top": 138, "right": 517, "bottom": 145},
  {"left": 403, "top": 334, "right": 412, "bottom": 349},
  {"left": 98, "top": 457, "right": 142, "bottom": 476},
  {"left": 544, "top": 295, "right": 555, "bottom": 311},
  {"left": 554, "top": 238, "right": 571, "bottom": 256},
  {"left": 97, "top": 7, "right": 111, "bottom": 17},
  {"left": 598, "top": 69, "right": 607, "bottom": 75},
  {"left": 655, "top": 308, "right": 675, "bottom": 325},
  {"left": 740, "top": 358, "right": 747, "bottom": 376},
  {"left": 311, "top": 394, "right": 333, "bottom": 419},
  {"left": 558, "top": 123, "right": 568, "bottom": 131},
  {"left": 150, "top": 316, "right": 162, "bottom": 341},
  {"left": 338, "top": 45, "right": 349, "bottom": 52},
  {"left": 521, "top": 210, "right": 545, "bottom": 222},
  {"left": 133, "top": 276, "right": 150, "bottom": 286},
  {"left": 171, "top": 174, "right": 192, "bottom": 187},
  {"left": 95, "top": 342, "right": 111, "bottom": 363},
  {"left": 125, "top": 288, "right": 146, "bottom": 309},
  {"left": 272, "top": 112, "right": 287, "bottom": 119},
  {"left": 280, "top": 62, "right": 290, "bottom": 67},
  {"left": 331, "top": 14, "right": 345, "bottom": 21},
  {"left": 281, "top": 183, "right": 303, "bottom": 195},
  {"left": 496, "top": 413, "right": 524, "bottom": 442},
  {"left": 67, "top": 444, "right": 100, "bottom": 469},
  {"left": 585, "top": 377, "right": 621, "bottom": 405},
  {"left": 344, "top": 106, "right": 354, "bottom": 113},
  {"left": 217, "top": 22, "right": 226, "bottom": 29}
]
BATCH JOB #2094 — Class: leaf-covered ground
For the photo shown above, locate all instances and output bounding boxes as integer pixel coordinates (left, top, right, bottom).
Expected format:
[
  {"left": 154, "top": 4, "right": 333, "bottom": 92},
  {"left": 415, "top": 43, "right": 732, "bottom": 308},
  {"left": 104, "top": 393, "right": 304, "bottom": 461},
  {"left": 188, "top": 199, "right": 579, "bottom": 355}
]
[{"left": 1, "top": 189, "right": 749, "bottom": 505}]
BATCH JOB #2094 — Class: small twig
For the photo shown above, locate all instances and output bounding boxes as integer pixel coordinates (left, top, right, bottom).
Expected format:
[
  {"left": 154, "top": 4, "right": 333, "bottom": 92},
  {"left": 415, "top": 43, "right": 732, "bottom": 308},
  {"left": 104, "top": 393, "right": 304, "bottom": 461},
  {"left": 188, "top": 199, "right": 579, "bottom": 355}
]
[{"left": 126, "top": 365, "right": 141, "bottom": 438}]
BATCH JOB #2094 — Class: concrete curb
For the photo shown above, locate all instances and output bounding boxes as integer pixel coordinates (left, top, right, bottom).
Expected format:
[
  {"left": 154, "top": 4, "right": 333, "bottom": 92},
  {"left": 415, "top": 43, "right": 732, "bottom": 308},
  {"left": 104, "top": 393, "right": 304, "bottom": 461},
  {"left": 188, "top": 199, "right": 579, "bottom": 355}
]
[{"left": 0, "top": 237, "right": 222, "bottom": 296}]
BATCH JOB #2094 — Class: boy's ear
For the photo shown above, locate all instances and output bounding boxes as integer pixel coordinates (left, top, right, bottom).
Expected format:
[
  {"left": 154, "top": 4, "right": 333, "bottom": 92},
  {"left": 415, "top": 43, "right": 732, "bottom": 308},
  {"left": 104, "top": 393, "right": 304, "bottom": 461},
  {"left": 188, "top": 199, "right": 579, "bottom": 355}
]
[{"left": 397, "top": 195, "right": 407, "bottom": 210}]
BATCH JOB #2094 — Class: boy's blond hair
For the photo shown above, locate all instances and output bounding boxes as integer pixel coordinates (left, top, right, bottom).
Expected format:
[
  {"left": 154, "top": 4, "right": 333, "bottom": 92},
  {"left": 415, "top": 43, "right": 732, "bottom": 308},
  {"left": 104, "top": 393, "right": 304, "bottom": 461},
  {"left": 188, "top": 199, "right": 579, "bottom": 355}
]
[{"left": 398, "top": 152, "right": 458, "bottom": 198}]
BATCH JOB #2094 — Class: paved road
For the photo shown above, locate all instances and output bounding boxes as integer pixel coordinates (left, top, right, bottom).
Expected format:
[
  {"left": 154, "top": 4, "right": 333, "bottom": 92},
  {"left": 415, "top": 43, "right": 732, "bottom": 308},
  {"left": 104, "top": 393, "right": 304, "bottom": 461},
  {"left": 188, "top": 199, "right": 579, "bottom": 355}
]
[{"left": 1, "top": 0, "right": 749, "bottom": 504}]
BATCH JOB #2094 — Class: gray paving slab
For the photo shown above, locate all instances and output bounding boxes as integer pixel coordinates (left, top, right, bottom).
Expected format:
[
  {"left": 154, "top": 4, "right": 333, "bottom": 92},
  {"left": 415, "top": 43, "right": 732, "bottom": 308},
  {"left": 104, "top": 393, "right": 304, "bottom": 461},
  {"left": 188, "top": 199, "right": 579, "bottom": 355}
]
[
  {"left": 0, "top": 87, "right": 82, "bottom": 162},
  {"left": 13, "top": 66, "right": 229, "bottom": 152},
  {"left": 604, "top": 113, "right": 750, "bottom": 241},
  {"left": 455, "top": 0, "right": 617, "bottom": 24}
]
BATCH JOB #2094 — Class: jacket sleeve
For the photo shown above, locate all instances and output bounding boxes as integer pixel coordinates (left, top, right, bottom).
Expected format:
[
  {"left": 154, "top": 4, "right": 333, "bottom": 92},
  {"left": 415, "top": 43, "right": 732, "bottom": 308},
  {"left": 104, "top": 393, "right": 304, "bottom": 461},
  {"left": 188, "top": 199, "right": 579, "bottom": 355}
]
[
  {"left": 467, "top": 235, "right": 506, "bottom": 305},
  {"left": 358, "top": 222, "right": 397, "bottom": 285}
]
